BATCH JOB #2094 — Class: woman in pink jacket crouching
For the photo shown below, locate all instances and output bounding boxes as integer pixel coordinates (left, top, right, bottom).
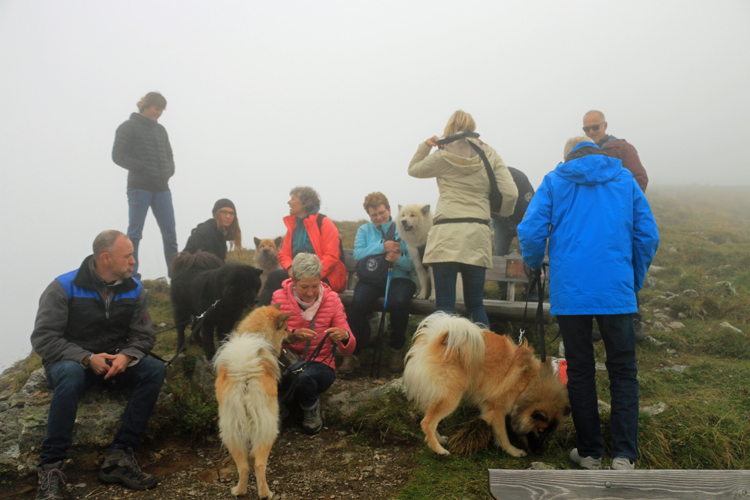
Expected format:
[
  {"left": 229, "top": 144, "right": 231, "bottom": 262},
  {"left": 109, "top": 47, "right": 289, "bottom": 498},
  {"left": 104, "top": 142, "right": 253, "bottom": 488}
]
[{"left": 272, "top": 253, "right": 355, "bottom": 434}]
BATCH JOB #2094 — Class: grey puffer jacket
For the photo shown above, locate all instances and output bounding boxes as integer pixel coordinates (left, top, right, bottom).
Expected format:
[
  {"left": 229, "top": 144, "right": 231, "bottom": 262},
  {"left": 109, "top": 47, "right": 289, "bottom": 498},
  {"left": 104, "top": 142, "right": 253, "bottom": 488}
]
[{"left": 112, "top": 112, "right": 175, "bottom": 192}]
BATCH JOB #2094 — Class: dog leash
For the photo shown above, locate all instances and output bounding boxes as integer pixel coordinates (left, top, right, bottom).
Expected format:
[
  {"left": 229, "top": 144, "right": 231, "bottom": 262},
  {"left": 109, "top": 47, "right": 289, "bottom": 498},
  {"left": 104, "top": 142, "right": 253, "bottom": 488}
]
[
  {"left": 147, "top": 299, "right": 222, "bottom": 366},
  {"left": 520, "top": 263, "right": 550, "bottom": 363}
]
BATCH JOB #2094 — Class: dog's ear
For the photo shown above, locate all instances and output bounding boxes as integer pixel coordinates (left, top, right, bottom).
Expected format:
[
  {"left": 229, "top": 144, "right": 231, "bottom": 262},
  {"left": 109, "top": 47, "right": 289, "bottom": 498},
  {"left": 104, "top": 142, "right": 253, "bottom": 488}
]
[
  {"left": 271, "top": 303, "right": 281, "bottom": 310},
  {"left": 277, "top": 313, "right": 292, "bottom": 330},
  {"left": 531, "top": 410, "right": 548, "bottom": 422},
  {"left": 254, "top": 237, "right": 261, "bottom": 247},
  {"left": 274, "top": 236, "right": 283, "bottom": 249},
  {"left": 422, "top": 204, "right": 431, "bottom": 215},
  {"left": 398, "top": 204, "right": 403, "bottom": 212}
]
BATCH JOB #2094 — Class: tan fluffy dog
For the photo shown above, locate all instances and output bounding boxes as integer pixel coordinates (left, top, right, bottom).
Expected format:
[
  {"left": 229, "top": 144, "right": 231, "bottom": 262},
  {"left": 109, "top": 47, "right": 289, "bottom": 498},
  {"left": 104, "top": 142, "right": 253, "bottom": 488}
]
[
  {"left": 253, "top": 237, "right": 283, "bottom": 290},
  {"left": 403, "top": 312, "right": 569, "bottom": 457},
  {"left": 213, "top": 305, "right": 291, "bottom": 498}
]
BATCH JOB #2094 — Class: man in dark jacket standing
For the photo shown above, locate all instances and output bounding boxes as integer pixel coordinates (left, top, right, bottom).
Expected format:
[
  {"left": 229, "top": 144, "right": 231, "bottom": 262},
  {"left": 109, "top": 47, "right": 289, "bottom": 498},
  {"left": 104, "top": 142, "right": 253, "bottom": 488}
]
[
  {"left": 583, "top": 110, "right": 649, "bottom": 339},
  {"left": 113, "top": 91, "right": 177, "bottom": 280},
  {"left": 31, "top": 230, "right": 166, "bottom": 499}
]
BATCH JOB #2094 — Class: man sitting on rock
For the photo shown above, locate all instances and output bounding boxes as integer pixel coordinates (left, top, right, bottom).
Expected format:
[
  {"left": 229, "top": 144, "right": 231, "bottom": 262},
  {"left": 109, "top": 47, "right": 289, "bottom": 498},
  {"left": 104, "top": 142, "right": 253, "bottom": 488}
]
[{"left": 31, "top": 230, "right": 166, "bottom": 499}]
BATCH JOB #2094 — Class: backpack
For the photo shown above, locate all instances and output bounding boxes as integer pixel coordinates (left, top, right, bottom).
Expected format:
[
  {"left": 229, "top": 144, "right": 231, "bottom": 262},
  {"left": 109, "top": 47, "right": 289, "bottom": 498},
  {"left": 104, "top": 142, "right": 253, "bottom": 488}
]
[{"left": 316, "top": 213, "right": 347, "bottom": 267}]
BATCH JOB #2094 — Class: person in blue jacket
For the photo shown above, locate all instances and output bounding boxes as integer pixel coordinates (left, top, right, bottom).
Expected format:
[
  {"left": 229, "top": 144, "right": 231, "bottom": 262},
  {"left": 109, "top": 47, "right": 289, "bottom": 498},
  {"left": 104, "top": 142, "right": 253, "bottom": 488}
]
[
  {"left": 517, "top": 136, "right": 659, "bottom": 471},
  {"left": 342, "top": 192, "right": 417, "bottom": 374}
]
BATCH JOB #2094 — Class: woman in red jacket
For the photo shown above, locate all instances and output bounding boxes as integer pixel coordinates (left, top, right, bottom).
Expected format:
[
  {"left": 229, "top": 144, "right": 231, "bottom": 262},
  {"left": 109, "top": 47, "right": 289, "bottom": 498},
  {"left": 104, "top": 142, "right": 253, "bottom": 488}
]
[
  {"left": 273, "top": 253, "right": 355, "bottom": 434},
  {"left": 258, "top": 186, "right": 347, "bottom": 305}
]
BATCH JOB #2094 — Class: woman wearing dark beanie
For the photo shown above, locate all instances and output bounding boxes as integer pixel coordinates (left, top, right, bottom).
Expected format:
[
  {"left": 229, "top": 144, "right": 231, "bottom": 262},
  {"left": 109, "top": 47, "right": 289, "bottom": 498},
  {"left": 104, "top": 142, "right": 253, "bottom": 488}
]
[{"left": 182, "top": 199, "right": 242, "bottom": 261}]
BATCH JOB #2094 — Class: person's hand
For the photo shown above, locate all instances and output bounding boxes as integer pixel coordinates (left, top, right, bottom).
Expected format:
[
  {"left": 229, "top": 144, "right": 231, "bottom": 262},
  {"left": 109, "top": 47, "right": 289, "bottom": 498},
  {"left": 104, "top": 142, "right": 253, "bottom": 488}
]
[
  {"left": 292, "top": 328, "right": 316, "bottom": 342},
  {"left": 325, "top": 328, "right": 350, "bottom": 343},
  {"left": 385, "top": 250, "right": 400, "bottom": 263},
  {"left": 89, "top": 353, "right": 118, "bottom": 376},
  {"left": 383, "top": 241, "right": 399, "bottom": 253},
  {"left": 424, "top": 136, "right": 439, "bottom": 148},
  {"left": 104, "top": 353, "right": 132, "bottom": 380}
]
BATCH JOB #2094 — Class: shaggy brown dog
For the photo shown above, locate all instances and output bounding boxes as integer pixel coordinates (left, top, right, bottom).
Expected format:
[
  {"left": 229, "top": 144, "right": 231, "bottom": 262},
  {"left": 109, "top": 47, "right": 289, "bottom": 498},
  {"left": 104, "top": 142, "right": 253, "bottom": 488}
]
[
  {"left": 253, "top": 237, "right": 283, "bottom": 290},
  {"left": 403, "top": 312, "right": 569, "bottom": 457},
  {"left": 213, "top": 305, "right": 292, "bottom": 498}
]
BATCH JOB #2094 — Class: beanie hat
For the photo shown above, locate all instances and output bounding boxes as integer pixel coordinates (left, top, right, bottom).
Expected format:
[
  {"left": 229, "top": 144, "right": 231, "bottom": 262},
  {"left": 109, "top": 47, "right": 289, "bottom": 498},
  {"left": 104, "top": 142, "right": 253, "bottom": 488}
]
[{"left": 212, "top": 199, "right": 236, "bottom": 215}]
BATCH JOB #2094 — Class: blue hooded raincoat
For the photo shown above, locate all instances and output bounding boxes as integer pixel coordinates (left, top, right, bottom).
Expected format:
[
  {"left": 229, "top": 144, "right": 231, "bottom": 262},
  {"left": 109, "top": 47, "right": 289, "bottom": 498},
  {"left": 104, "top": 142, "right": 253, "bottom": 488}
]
[{"left": 517, "top": 142, "right": 659, "bottom": 316}]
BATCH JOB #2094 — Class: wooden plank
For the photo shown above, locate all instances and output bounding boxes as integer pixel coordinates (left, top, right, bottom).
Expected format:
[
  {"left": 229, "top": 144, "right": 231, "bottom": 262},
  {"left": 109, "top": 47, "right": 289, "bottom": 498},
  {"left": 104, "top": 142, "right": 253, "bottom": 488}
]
[{"left": 488, "top": 469, "right": 750, "bottom": 500}]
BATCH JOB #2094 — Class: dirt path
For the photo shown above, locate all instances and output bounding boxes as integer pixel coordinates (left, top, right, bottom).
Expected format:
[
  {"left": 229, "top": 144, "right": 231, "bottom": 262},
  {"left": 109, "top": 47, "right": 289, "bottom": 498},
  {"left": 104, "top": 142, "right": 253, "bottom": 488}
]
[{"left": 4, "top": 377, "right": 418, "bottom": 500}]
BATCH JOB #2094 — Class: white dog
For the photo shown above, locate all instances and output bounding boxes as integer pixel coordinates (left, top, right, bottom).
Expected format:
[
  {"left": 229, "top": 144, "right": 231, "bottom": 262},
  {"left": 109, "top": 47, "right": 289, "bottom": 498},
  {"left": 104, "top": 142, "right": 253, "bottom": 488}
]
[{"left": 397, "top": 204, "right": 463, "bottom": 301}]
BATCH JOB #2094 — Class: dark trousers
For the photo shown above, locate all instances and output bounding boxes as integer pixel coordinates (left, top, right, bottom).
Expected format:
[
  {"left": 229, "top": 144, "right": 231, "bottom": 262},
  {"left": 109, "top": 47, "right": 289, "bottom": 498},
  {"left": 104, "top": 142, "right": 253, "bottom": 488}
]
[
  {"left": 346, "top": 278, "right": 416, "bottom": 355},
  {"left": 38, "top": 357, "right": 166, "bottom": 466},
  {"left": 558, "top": 314, "right": 639, "bottom": 462},
  {"left": 283, "top": 361, "right": 335, "bottom": 409},
  {"left": 431, "top": 262, "right": 489, "bottom": 327}
]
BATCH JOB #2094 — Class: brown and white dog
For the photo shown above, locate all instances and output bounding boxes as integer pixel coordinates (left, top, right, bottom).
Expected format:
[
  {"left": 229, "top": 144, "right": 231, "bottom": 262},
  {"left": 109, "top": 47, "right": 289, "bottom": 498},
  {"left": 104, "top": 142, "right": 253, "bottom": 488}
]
[
  {"left": 213, "top": 305, "right": 291, "bottom": 498},
  {"left": 403, "top": 312, "right": 569, "bottom": 457},
  {"left": 253, "top": 236, "right": 283, "bottom": 290}
]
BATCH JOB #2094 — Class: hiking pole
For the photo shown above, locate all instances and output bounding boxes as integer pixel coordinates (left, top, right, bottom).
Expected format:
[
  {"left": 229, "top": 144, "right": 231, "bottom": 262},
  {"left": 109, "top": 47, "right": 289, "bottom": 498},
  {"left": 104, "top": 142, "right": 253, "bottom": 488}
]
[{"left": 370, "top": 262, "right": 394, "bottom": 379}]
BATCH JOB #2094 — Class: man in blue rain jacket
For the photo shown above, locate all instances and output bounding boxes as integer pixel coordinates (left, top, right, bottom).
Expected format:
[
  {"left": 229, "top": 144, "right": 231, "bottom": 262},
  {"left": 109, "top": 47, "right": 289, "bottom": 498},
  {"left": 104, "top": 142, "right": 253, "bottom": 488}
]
[{"left": 517, "top": 137, "right": 659, "bottom": 471}]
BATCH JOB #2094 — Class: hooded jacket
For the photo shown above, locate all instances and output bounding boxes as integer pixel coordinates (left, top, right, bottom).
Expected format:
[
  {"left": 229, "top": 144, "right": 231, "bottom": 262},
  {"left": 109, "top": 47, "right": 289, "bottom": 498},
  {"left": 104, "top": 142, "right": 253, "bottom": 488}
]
[
  {"left": 272, "top": 279, "right": 355, "bottom": 370},
  {"left": 112, "top": 112, "right": 175, "bottom": 192},
  {"left": 408, "top": 139, "right": 518, "bottom": 267},
  {"left": 278, "top": 213, "right": 347, "bottom": 292},
  {"left": 31, "top": 256, "right": 154, "bottom": 370},
  {"left": 517, "top": 142, "right": 659, "bottom": 315},
  {"left": 183, "top": 218, "right": 228, "bottom": 261}
]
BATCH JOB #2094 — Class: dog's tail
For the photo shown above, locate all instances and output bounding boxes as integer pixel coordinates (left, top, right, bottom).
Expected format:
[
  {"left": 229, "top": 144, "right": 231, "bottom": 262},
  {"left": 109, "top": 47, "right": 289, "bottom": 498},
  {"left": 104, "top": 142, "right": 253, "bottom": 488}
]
[
  {"left": 404, "top": 312, "right": 486, "bottom": 407},
  {"left": 213, "top": 334, "right": 280, "bottom": 457},
  {"left": 168, "top": 251, "right": 224, "bottom": 279}
]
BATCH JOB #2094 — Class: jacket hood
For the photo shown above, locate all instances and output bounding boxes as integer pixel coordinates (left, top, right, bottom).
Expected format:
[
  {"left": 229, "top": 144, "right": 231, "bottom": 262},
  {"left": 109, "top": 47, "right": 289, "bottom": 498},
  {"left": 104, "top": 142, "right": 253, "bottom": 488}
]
[
  {"left": 439, "top": 138, "right": 485, "bottom": 172},
  {"left": 556, "top": 142, "right": 624, "bottom": 186}
]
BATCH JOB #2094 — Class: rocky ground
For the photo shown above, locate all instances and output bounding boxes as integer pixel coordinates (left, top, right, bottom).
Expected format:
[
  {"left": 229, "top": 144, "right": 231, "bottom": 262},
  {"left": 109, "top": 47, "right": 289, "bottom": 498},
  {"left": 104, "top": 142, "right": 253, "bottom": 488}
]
[{"left": 2, "top": 376, "right": 418, "bottom": 500}]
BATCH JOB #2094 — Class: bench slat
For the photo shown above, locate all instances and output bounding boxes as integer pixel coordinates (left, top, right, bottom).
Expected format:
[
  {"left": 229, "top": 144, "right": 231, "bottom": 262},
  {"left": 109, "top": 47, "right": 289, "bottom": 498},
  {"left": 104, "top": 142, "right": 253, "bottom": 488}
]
[{"left": 488, "top": 469, "right": 750, "bottom": 500}]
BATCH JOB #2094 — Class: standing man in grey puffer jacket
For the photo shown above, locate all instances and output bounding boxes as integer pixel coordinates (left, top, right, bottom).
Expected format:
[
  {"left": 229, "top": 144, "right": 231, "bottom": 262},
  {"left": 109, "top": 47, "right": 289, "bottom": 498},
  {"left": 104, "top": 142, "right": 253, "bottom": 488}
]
[{"left": 113, "top": 91, "right": 177, "bottom": 280}]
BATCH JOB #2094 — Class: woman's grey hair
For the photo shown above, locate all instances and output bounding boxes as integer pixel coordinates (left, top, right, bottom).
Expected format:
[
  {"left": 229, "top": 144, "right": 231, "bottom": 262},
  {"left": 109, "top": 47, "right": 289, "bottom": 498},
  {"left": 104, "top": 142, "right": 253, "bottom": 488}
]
[
  {"left": 291, "top": 253, "right": 323, "bottom": 281},
  {"left": 563, "top": 136, "right": 594, "bottom": 160},
  {"left": 290, "top": 186, "right": 321, "bottom": 214},
  {"left": 93, "top": 230, "right": 126, "bottom": 259}
]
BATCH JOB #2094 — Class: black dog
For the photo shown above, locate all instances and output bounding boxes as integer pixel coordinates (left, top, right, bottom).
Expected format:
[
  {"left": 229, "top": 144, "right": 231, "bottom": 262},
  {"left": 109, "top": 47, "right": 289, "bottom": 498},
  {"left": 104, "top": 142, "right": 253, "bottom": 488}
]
[{"left": 169, "top": 252, "right": 263, "bottom": 359}]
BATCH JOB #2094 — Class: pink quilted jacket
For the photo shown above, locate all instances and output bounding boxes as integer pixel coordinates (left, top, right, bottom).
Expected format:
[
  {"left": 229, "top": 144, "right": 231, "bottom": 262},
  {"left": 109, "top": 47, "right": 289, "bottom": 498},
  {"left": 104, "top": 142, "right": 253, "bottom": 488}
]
[{"left": 272, "top": 279, "right": 355, "bottom": 370}]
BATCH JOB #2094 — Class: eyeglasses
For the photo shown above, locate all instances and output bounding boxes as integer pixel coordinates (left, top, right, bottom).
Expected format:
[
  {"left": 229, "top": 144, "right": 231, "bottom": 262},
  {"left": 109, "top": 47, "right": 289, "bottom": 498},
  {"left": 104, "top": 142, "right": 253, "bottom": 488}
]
[
  {"left": 582, "top": 124, "right": 603, "bottom": 133},
  {"left": 218, "top": 210, "right": 235, "bottom": 216}
]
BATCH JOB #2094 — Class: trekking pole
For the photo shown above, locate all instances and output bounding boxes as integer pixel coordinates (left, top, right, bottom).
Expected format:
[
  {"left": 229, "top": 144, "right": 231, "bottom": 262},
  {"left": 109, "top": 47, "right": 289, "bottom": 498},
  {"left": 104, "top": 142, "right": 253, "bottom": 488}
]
[{"left": 370, "top": 262, "right": 394, "bottom": 379}]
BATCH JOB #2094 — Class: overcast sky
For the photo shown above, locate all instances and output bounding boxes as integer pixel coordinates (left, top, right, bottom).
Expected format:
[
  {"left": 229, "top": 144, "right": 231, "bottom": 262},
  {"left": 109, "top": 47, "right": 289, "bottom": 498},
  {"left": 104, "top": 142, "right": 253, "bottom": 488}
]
[{"left": 1, "top": 0, "right": 748, "bottom": 371}]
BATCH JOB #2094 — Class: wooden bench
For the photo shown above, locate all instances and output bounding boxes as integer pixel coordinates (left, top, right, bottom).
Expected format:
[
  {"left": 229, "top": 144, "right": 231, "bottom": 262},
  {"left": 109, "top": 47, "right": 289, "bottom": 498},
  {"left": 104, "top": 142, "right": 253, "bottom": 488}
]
[
  {"left": 488, "top": 469, "right": 750, "bottom": 500},
  {"left": 338, "top": 249, "right": 551, "bottom": 323}
]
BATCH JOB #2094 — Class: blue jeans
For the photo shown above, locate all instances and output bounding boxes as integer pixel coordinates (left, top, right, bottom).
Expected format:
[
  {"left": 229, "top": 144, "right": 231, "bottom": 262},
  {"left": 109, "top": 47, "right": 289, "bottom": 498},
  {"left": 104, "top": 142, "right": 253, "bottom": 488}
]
[
  {"left": 346, "top": 278, "right": 416, "bottom": 354},
  {"left": 558, "top": 314, "right": 639, "bottom": 462},
  {"left": 285, "top": 362, "right": 335, "bottom": 409},
  {"left": 127, "top": 188, "right": 178, "bottom": 280},
  {"left": 431, "top": 262, "right": 489, "bottom": 327},
  {"left": 38, "top": 358, "right": 167, "bottom": 466}
]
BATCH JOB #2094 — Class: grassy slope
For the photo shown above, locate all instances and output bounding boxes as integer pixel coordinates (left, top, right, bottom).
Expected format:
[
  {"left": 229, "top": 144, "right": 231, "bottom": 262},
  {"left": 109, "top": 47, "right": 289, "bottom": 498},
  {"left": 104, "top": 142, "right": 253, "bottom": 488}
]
[{"left": 143, "top": 188, "right": 749, "bottom": 498}]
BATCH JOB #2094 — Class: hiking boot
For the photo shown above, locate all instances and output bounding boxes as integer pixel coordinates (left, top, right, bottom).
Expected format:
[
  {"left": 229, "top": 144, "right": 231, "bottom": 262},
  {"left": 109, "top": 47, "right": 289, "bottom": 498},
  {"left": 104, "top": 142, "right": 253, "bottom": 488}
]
[
  {"left": 338, "top": 355, "right": 360, "bottom": 374},
  {"left": 634, "top": 317, "right": 646, "bottom": 342},
  {"left": 388, "top": 348, "right": 404, "bottom": 373},
  {"left": 37, "top": 461, "right": 65, "bottom": 500},
  {"left": 569, "top": 448, "right": 602, "bottom": 470},
  {"left": 301, "top": 402, "right": 323, "bottom": 435},
  {"left": 99, "top": 448, "right": 157, "bottom": 490},
  {"left": 612, "top": 457, "right": 635, "bottom": 470}
]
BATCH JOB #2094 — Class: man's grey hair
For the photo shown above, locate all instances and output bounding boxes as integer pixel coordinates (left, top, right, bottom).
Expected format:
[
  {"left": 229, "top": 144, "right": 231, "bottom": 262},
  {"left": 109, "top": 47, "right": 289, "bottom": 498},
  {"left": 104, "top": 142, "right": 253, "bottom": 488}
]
[
  {"left": 291, "top": 253, "right": 323, "bottom": 281},
  {"left": 563, "top": 136, "right": 595, "bottom": 160},
  {"left": 584, "top": 109, "right": 606, "bottom": 122},
  {"left": 290, "top": 186, "right": 321, "bottom": 215},
  {"left": 93, "top": 230, "right": 127, "bottom": 259}
]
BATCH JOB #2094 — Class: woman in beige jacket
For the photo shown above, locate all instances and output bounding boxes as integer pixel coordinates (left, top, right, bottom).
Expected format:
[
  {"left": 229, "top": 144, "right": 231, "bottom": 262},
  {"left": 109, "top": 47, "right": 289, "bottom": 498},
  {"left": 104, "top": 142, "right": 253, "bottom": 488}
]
[{"left": 408, "top": 110, "right": 518, "bottom": 326}]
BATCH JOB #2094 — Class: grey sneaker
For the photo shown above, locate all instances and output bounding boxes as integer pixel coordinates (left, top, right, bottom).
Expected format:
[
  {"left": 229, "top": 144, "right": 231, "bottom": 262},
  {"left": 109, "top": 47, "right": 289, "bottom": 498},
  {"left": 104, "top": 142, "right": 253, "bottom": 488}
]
[
  {"left": 302, "top": 402, "right": 323, "bottom": 435},
  {"left": 612, "top": 457, "right": 635, "bottom": 470},
  {"left": 37, "top": 461, "right": 65, "bottom": 500},
  {"left": 99, "top": 448, "right": 157, "bottom": 490},
  {"left": 569, "top": 448, "right": 602, "bottom": 470},
  {"left": 388, "top": 348, "right": 404, "bottom": 373},
  {"left": 338, "top": 355, "right": 360, "bottom": 375}
]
